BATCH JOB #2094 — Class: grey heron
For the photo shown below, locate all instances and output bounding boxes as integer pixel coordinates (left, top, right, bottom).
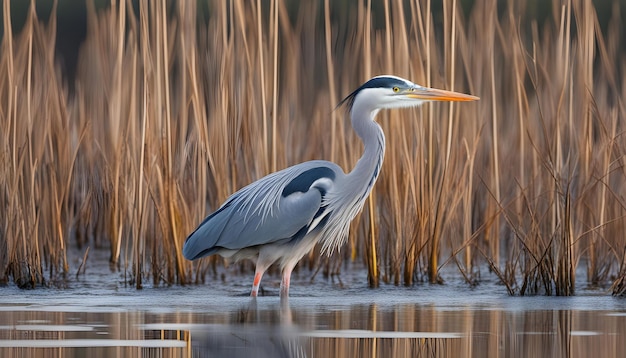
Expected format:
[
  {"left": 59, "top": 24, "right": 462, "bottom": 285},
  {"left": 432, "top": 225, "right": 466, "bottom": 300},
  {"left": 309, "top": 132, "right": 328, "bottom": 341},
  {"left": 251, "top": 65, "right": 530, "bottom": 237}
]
[{"left": 183, "top": 75, "right": 479, "bottom": 297}]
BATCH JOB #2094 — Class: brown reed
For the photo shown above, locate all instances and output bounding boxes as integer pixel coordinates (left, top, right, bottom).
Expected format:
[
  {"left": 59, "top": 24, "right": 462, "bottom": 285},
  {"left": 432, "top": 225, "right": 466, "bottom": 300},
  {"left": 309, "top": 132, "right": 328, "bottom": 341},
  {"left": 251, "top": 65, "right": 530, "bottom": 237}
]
[
  {"left": 0, "top": 0, "right": 624, "bottom": 295},
  {"left": 1, "top": 1, "right": 72, "bottom": 287}
]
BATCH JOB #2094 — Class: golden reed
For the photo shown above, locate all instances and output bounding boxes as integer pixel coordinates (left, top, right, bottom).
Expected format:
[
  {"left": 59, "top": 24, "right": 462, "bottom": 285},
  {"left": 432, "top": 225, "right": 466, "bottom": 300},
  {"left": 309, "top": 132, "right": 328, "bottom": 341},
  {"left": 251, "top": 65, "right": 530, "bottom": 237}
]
[{"left": 0, "top": 0, "right": 624, "bottom": 295}]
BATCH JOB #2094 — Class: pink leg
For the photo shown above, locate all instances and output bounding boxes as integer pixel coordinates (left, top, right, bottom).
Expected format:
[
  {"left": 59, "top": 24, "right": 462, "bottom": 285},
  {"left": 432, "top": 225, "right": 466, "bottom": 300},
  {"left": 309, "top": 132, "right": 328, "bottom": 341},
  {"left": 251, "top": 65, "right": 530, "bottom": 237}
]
[
  {"left": 280, "top": 264, "right": 295, "bottom": 297},
  {"left": 251, "top": 263, "right": 268, "bottom": 297}
]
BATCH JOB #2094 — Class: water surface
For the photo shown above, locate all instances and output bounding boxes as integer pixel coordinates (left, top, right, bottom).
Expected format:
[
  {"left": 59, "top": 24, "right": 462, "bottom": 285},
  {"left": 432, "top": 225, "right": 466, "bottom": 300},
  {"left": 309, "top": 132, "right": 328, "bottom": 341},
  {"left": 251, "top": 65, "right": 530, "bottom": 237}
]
[{"left": 0, "top": 255, "right": 624, "bottom": 357}]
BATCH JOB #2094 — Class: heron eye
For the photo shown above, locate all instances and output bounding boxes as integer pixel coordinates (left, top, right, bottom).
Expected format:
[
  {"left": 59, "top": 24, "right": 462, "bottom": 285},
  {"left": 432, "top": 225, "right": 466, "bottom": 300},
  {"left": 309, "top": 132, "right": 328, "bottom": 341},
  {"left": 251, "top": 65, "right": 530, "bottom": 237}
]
[{"left": 392, "top": 86, "right": 400, "bottom": 93}]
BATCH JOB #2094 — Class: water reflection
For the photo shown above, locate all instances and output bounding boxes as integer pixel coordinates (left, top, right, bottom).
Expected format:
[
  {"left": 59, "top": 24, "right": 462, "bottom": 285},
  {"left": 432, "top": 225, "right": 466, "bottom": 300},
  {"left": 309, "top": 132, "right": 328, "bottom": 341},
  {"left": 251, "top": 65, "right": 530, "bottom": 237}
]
[{"left": 1, "top": 298, "right": 625, "bottom": 358}]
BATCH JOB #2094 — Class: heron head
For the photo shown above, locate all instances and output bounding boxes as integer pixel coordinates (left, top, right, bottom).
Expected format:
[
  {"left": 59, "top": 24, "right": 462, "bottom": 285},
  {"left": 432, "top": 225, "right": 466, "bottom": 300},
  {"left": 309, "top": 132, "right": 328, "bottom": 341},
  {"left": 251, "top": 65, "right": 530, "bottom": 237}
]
[{"left": 339, "top": 75, "right": 479, "bottom": 112}]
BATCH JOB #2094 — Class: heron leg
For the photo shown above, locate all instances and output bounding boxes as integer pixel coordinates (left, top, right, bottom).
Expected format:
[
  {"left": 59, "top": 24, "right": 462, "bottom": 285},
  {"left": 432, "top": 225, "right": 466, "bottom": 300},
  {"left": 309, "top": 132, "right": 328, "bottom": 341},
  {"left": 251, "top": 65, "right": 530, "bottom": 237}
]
[
  {"left": 280, "top": 263, "right": 295, "bottom": 297},
  {"left": 251, "top": 255, "right": 274, "bottom": 297},
  {"left": 251, "top": 264, "right": 267, "bottom": 297}
]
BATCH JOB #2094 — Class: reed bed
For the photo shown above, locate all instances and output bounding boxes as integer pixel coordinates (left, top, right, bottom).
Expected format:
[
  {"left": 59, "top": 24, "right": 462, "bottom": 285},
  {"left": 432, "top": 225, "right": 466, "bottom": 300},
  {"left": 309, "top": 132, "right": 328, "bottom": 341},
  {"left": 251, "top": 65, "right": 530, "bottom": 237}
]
[{"left": 0, "top": 0, "right": 624, "bottom": 295}]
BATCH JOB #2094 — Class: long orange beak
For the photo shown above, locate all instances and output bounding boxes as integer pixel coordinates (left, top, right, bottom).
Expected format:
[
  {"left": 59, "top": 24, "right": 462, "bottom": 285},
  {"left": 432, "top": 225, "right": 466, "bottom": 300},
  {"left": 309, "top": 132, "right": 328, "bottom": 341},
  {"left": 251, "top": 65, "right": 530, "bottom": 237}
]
[{"left": 406, "top": 86, "right": 479, "bottom": 102}]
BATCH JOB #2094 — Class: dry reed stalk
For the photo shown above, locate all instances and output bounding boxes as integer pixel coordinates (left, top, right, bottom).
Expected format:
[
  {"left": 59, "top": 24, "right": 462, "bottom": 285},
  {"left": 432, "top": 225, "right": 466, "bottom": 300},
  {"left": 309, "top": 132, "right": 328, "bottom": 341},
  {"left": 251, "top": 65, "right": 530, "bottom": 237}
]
[
  {"left": 361, "top": 0, "right": 379, "bottom": 288},
  {"left": 427, "top": 0, "right": 459, "bottom": 285},
  {"left": 492, "top": 0, "right": 625, "bottom": 295},
  {"left": 1, "top": 0, "right": 625, "bottom": 293},
  {"left": 1, "top": 0, "right": 73, "bottom": 287}
]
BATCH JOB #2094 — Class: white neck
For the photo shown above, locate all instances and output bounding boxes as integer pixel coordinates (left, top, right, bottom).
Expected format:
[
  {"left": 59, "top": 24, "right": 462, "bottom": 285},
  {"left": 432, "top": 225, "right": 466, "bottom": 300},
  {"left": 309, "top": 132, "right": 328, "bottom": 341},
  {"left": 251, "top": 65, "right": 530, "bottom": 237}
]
[{"left": 347, "top": 97, "right": 386, "bottom": 203}]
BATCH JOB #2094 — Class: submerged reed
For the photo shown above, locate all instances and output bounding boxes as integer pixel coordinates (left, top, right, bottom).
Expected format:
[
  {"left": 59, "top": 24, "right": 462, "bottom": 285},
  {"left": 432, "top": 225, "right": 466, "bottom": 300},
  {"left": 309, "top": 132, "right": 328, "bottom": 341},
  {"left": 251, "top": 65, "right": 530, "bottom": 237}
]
[{"left": 0, "top": 0, "right": 624, "bottom": 295}]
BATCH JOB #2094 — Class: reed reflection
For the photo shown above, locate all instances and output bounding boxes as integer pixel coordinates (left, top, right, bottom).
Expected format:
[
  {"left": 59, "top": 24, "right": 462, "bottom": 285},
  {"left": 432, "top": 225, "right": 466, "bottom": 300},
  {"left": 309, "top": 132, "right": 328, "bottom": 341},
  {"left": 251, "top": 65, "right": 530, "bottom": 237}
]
[{"left": 0, "top": 303, "right": 624, "bottom": 357}]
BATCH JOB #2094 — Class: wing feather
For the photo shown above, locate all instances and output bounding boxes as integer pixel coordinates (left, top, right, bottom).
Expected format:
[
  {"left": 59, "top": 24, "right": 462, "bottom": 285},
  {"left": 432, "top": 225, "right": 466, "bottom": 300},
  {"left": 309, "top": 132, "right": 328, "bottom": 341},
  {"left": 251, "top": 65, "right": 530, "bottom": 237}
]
[{"left": 182, "top": 161, "right": 342, "bottom": 260}]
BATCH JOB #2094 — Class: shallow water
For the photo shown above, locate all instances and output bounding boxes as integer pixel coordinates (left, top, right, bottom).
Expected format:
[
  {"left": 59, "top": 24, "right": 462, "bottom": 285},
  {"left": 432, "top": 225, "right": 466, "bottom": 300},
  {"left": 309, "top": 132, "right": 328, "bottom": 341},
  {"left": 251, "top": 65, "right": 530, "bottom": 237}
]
[{"left": 0, "top": 252, "right": 624, "bottom": 357}]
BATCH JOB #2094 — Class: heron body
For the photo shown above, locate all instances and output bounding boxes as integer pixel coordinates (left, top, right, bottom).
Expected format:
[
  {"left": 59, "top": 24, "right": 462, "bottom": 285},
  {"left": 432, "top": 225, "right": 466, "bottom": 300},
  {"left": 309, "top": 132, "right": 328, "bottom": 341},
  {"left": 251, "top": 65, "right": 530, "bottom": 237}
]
[{"left": 183, "top": 75, "right": 479, "bottom": 297}]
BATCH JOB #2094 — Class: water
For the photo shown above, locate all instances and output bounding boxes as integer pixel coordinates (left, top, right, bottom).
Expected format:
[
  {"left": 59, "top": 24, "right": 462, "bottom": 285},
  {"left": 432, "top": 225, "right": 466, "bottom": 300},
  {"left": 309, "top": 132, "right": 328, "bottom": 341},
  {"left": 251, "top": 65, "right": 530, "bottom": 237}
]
[{"left": 0, "top": 253, "right": 625, "bottom": 357}]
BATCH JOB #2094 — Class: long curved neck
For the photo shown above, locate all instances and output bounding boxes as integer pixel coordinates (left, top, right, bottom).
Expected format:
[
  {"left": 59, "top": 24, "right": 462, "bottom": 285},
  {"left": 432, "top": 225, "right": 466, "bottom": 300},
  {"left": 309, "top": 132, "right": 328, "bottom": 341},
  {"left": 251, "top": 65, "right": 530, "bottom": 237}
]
[
  {"left": 348, "top": 104, "right": 386, "bottom": 198},
  {"left": 318, "top": 99, "right": 386, "bottom": 255}
]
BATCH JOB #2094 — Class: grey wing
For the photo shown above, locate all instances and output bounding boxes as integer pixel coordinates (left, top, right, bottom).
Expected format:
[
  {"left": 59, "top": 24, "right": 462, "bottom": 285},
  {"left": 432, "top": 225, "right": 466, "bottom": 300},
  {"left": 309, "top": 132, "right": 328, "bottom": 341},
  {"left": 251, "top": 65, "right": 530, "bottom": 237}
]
[{"left": 182, "top": 161, "right": 342, "bottom": 260}]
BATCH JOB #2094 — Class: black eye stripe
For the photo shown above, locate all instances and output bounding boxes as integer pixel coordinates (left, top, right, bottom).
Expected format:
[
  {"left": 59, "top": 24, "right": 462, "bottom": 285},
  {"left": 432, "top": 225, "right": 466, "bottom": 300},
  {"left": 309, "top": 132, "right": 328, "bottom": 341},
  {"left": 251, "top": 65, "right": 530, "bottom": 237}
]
[
  {"left": 338, "top": 76, "right": 412, "bottom": 110},
  {"left": 360, "top": 77, "right": 408, "bottom": 90}
]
